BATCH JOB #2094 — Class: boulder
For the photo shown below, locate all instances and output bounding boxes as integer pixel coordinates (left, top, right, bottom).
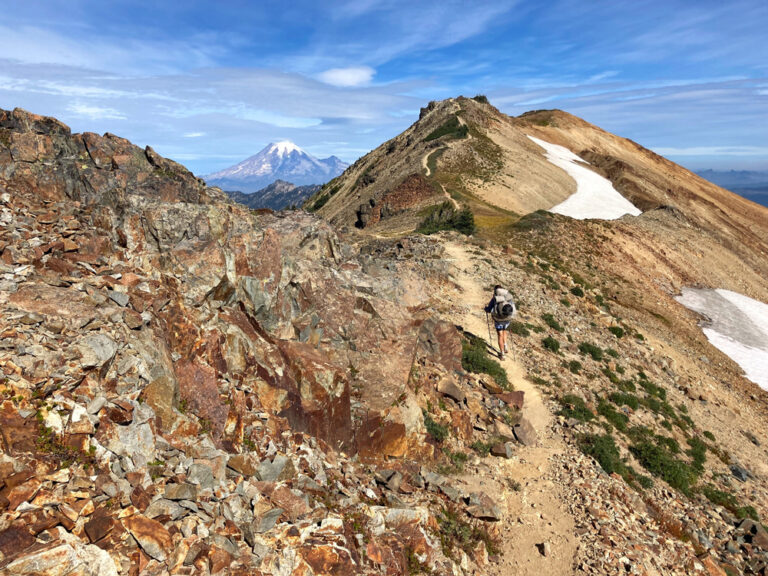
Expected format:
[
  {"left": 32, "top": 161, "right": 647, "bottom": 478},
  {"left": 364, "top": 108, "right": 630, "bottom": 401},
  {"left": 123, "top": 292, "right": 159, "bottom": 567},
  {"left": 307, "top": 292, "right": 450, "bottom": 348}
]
[
  {"left": 122, "top": 514, "right": 173, "bottom": 562},
  {"left": 513, "top": 418, "right": 537, "bottom": 446}
]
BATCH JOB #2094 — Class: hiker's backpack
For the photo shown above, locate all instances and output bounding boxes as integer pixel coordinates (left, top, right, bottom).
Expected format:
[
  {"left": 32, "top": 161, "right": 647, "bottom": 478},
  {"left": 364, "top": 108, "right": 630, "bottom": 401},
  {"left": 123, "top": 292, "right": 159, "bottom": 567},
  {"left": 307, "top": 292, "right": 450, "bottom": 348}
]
[{"left": 492, "top": 288, "right": 516, "bottom": 321}]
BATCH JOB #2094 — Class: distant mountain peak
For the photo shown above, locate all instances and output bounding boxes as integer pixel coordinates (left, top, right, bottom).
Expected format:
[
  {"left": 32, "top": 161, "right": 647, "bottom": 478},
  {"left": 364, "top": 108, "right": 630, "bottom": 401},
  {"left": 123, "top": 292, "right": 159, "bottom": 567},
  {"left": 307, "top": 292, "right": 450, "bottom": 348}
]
[
  {"left": 204, "top": 141, "right": 349, "bottom": 192},
  {"left": 268, "top": 141, "right": 302, "bottom": 157}
]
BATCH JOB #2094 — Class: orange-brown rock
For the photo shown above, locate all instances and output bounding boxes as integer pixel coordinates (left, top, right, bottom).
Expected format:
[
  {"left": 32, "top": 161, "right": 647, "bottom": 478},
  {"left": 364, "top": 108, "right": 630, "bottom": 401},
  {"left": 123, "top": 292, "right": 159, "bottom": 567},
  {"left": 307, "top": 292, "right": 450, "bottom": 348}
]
[{"left": 122, "top": 514, "right": 172, "bottom": 562}]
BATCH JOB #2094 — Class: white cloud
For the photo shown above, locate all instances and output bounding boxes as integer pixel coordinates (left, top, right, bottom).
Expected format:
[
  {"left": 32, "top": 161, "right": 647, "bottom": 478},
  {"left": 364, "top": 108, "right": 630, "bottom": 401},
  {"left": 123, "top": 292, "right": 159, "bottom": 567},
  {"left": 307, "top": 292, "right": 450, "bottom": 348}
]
[
  {"left": 318, "top": 66, "right": 375, "bottom": 87},
  {"left": 183, "top": 132, "right": 206, "bottom": 138},
  {"left": 67, "top": 103, "right": 126, "bottom": 120}
]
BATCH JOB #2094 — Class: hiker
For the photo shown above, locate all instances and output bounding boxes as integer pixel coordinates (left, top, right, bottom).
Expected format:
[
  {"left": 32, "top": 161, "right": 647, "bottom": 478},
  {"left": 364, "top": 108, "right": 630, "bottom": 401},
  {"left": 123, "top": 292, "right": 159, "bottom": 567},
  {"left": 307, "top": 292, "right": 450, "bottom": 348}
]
[{"left": 485, "top": 285, "right": 516, "bottom": 359}]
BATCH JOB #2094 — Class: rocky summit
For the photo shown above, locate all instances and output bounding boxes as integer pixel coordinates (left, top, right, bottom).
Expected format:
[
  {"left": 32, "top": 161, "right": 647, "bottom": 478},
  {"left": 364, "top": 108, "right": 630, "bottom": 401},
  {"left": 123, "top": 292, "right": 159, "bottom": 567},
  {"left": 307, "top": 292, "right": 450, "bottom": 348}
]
[{"left": 2, "top": 100, "right": 768, "bottom": 576}]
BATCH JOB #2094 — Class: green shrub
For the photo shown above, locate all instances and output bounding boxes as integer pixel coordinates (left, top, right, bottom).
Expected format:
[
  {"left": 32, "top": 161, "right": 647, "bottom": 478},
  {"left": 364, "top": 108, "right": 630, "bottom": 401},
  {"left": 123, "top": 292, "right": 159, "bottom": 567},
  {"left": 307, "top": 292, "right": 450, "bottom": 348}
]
[
  {"left": 508, "top": 321, "right": 530, "bottom": 337},
  {"left": 541, "top": 313, "right": 563, "bottom": 332},
  {"left": 578, "top": 342, "right": 604, "bottom": 361},
  {"left": 608, "top": 326, "right": 624, "bottom": 338},
  {"left": 598, "top": 400, "right": 629, "bottom": 432},
  {"left": 609, "top": 392, "right": 639, "bottom": 410},
  {"left": 639, "top": 379, "right": 667, "bottom": 400},
  {"left": 568, "top": 360, "right": 582, "bottom": 374},
  {"left": 703, "top": 430, "right": 716, "bottom": 441},
  {"left": 558, "top": 394, "right": 593, "bottom": 422},
  {"left": 309, "top": 194, "right": 330, "bottom": 211},
  {"left": 618, "top": 379, "right": 636, "bottom": 392},
  {"left": 700, "top": 485, "right": 760, "bottom": 521},
  {"left": 417, "top": 202, "right": 476, "bottom": 235},
  {"left": 424, "top": 115, "right": 469, "bottom": 142},
  {"left": 630, "top": 440, "right": 698, "bottom": 495},
  {"left": 423, "top": 410, "right": 449, "bottom": 443},
  {"left": 437, "top": 505, "right": 499, "bottom": 559},
  {"left": 542, "top": 336, "right": 560, "bottom": 352},
  {"left": 472, "top": 95, "right": 490, "bottom": 104},
  {"left": 570, "top": 286, "right": 584, "bottom": 297},
  {"left": 470, "top": 440, "right": 494, "bottom": 456},
  {"left": 606, "top": 348, "right": 619, "bottom": 358},
  {"left": 602, "top": 367, "right": 620, "bottom": 384},
  {"left": 439, "top": 449, "right": 469, "bottom": 474},
  {"left": 461, "top": 335, "right": 509, "bottom": 388},
  {"left": 687, "top": 437, "right": 707, "bottom": 472},
  {"left": 577, "top": 433, "right": 626, "bottom": 475}
]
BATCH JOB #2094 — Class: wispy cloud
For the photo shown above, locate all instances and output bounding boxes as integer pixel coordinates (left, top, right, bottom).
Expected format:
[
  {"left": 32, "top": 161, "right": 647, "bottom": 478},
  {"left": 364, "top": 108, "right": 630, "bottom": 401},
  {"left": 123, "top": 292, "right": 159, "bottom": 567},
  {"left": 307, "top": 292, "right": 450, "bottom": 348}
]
[
  {"left": 67, "top": 102, "right": 126, "bottom": 120},
  {"left": 318, "top": 66, "right": 375, "bottom": 87}
]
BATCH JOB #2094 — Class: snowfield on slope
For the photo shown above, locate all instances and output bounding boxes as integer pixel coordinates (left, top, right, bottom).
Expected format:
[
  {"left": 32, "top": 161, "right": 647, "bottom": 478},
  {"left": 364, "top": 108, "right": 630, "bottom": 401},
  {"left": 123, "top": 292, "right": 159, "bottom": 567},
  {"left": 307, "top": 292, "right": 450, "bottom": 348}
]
[
  {"left": 527, "top": 135, "right": 642, "bottom": 220},
  {"left": 676, "top": 288, "right": 768, "bottom": 390}
]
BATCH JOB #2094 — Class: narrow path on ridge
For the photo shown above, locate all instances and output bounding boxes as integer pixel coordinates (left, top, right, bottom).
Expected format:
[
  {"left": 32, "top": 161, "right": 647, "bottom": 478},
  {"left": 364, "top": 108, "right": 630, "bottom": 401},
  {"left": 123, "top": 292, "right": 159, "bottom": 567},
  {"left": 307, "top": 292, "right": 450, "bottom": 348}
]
[{"left": 442, "top": 240, "right": 579, "bottom": 576}]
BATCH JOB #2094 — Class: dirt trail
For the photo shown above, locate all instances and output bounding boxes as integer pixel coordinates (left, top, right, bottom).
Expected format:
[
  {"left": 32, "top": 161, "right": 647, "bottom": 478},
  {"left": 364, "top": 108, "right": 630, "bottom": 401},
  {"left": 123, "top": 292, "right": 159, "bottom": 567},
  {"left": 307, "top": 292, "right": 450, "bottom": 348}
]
[{"left": 442, "top": 240, "right": 579, "bottom": 575}]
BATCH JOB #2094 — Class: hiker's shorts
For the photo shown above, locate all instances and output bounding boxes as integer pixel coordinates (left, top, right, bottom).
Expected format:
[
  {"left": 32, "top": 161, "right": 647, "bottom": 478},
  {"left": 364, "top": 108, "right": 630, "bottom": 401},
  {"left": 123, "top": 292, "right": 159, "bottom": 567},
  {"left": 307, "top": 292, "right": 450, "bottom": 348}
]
[{"left": 495, "top": 321, "right": 510, "bottom": 331}]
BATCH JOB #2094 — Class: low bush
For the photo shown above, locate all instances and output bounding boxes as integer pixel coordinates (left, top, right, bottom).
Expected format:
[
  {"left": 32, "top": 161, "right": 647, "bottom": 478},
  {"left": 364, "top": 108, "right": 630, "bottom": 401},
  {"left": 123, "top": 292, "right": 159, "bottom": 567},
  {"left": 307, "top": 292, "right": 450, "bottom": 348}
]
[
  {"left": 686, "top": 437, "right": 707, "bottom": 473},
  {"left": 542, "top": 336, "right": 560, "bottom": 352},
  {"left": 417, "top": 202, "right": 476, "bottom": 236},
  {"left": 598, "top": 400, "right": 629, "bottom": 432},
  {"left": 700, "top": 485, "right": 760, "bottom": 521},
  {"left": 541, "top": 313, "right": 564, "bottom": 332},
  {"left": 309, "top": 194, "right": 330, "bottom": 212},
  {"left": 578, "top": 433, "right": 626, "bottom": 475},
  {"left": 508, "top": 321, "right": 530, "bottom": 337},
  {"left": 558, "top": 394, "right": 594, "bottom": 422},
  {"left": 568, "top": 360, "right": 582, "bottom": 374},
  {"left": 461, "top": 334, "right": 509, "bottom": 389},
  {"left": 424, "top": 115, "right": 469, "bottom": 142},
  {"left": 608, "top": 326, "right": 625, "bottom": 338},
  {"left": 423, "top": 410, "right": 449, "bottom": 443},
  {"left": 609, "top": 392, "right": 639, "bottom": 410},
  {"left": 639, "top": 378, "right": 667, "bottom": 400},
  {"left": 570, "top": 286, "right": 584, "bottom": 297},
  {"left": 437, "top": 504, "right": 500, "bottom": 560},
  {"left": 579, "top": 342, "right": 604, "bottom": 361},
  {"left": 630, "top": 440, "right": 698, "bottom": 495}
]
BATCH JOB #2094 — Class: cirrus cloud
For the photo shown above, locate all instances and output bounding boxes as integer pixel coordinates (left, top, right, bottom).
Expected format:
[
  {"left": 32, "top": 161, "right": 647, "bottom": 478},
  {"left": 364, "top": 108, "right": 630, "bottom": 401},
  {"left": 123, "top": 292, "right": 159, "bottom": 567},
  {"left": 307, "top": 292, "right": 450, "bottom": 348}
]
[{"left": 318, "top": 66, "right": 375, "bottom": 87}]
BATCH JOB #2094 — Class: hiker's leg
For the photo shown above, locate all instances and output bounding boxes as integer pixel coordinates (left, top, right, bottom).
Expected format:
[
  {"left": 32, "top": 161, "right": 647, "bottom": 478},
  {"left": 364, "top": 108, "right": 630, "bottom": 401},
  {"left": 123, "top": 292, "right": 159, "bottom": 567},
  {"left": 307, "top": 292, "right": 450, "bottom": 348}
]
[
  {"left": 497, "top": 330, "right": 504, "bottom": 357},
  {"left": 500, "top": 330, "right": 507, "bottom": 353}
]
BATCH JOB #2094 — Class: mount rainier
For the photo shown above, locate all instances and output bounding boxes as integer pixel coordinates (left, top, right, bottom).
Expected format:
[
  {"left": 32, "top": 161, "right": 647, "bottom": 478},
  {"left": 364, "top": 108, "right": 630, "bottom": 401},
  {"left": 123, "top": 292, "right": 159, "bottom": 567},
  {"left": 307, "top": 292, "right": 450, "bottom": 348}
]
[{"left": 204, "top": 141, "right": 348, "bottom": 192}]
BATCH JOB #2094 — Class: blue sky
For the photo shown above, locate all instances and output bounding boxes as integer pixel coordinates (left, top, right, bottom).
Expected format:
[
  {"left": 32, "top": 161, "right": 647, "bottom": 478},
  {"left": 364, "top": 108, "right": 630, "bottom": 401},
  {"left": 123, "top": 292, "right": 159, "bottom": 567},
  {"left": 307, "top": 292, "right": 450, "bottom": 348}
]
[{"left": 1, "top": 0, "right": 766, "bottom": 175}]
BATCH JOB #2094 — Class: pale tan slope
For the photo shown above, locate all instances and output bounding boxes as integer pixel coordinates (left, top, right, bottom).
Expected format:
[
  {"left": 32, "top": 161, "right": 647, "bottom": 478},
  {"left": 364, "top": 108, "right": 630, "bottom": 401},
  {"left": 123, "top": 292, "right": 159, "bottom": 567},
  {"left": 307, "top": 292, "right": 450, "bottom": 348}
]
[
  {"left": 519, "top": 110, "right": 768, "bottom": 263},
  {"left": 468, "top": 113, "right": 575, "bottom": 214},
  {"left": 314, "top": 97, "right": 581, "bottom": 230}
]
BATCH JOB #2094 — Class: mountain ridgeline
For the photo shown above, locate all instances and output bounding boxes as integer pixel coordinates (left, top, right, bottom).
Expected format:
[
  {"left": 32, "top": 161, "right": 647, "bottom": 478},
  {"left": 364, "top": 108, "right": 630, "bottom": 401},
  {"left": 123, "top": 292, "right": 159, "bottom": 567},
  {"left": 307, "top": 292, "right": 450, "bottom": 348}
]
[{"left": 225, "top": 180, "right": 321, "bottom": 211}]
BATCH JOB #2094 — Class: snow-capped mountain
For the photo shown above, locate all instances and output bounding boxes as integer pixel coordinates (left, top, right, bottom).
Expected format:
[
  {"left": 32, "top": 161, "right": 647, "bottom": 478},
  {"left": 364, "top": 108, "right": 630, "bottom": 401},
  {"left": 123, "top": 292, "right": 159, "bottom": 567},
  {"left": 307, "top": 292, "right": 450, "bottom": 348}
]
[{"left": 204, "top": 141, "right": 349, "bottom": 192}]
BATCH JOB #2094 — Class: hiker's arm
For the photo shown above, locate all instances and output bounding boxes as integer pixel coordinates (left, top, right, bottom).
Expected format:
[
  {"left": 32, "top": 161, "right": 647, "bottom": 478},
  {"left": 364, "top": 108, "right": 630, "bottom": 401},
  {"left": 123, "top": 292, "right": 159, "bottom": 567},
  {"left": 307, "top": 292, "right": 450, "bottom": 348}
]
[{"left": 484, "top": 298, "right": 495, "bottom": 313}]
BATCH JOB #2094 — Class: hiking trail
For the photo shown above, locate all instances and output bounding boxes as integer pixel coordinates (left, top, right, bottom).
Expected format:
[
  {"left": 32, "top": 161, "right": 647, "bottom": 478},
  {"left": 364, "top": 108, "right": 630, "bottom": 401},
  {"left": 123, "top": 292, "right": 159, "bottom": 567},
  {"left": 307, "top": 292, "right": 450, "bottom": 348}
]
[{"left": 443, "top": 240, "right": 579, "bottom": 575}]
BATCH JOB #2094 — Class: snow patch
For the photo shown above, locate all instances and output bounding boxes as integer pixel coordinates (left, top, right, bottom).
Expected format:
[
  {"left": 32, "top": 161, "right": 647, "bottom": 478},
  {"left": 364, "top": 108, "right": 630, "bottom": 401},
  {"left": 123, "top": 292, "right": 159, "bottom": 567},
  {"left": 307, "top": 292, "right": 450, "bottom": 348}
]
[
  {"left": 269, "top": 141, "right": 302, "bottom": 157},
  {"left": 527, "top": 135, "right": 642, "bottom": 220},
  {"left": 676, "top": 287, "right": 768, "bottom": 390}
]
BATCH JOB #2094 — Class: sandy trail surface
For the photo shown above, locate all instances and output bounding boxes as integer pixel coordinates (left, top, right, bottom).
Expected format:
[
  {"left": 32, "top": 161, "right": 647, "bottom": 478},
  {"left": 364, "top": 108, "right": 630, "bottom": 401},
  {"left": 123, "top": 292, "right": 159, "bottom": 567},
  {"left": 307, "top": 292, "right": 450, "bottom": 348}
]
[{"left": 443, "top": 240, "right": 579, "bottom": 575}]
